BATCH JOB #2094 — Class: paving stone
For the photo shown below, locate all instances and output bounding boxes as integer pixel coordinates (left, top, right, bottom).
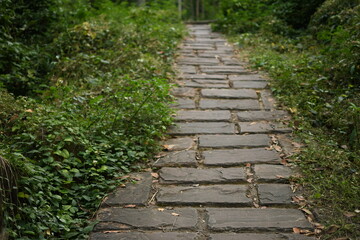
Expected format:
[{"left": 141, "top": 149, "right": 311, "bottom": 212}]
[
  {"left": 159, "top": 167, "right": 246, "bottom": 184},
  {"left": 221, "top": 58, "right": 243, "bottom": 66},
  {"left": 258, "top": 184, "right": 294, "bottom": 206},
  {"left": 206, "top": 208, "right": 312, "bottom": 231},
  {"left": 237, "top": 111, "right": 288, "bottom": 121},
  {"left": 178, "top": 66, "right": 197, "bottom": 74},
  {"left": 229, "top": 75, "right": 266, "bottom": 81},
  {"left": 157, "top": 185, "right": 251, "bottom": 206},
  {"left": 201, "top": 89, "right": 258, "bottom": 99},
  {"left": 255, "top": 164, "right": 292, "bottom": 182},
  {"left": 181, "top": 74, "right": 227, "bottom": 80},
  {"left": 193, "top": 79, "right": 228, "bottom": 84},
  {"left": 168, "top": 122, "right": 235, "bottom": 135},
  {"left": 153, "top": 151, "right": 197, "bottom": 167},
  {"left": 96, "top": 208, "right": 198, "bottom": 230},
  {"left": 171, "top": 88, "right": 197, "bottom": 97},
  {"left": 175, "top": 110, "right": 231, "bottom": 122},
  {"left": 91, "top": 232, "right": 198, "bottom": 240},
  {"left": 182, "top": 46, "right": 214, "bottom": 50},
  {"left": 200, "top": 99, "right": 260, "bottom": 110},
  {"left": 200, "top": 66, "right": 247, "bottom": 74},
  {"left": 177, "top": 57, "right": 219, "bottom": 65},
  {"left": 203, "top": 148, "right": 281, "bottom": 166},
  {"left": 162, "top": 137, "right": 195, "bottom": 151},
  {"left": 232, "top": 81, "right": 268, "bottom": 89},
  {"left": 172, "top": 98, "right": 195, "bottom": 109},
  {"left": 209, "top": 233, "right": 316, "bottom": 240},
  {"left": 199, "top": 134, "right": 270, "bottom": 148},
  {"left": 200, "top": 50, "right": 234, "bottom": 55},
  {"left": 239, "top": 122, "right": 292, "bottom": 134},
  {"left": 184, "top": 81, "right": 229, "bottom": 89},
  {"left": 198, "top": 52, "right": 233, "bottom": 58},
  {"left": 261, "top": 90, "right": 277, "bottom": 110},
  {"left": 102, "top": 172, "right": 152, "bottom": 207}
]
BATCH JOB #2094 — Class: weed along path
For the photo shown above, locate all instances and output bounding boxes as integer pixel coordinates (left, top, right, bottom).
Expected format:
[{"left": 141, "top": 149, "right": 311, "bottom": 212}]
[{"left": 90, "top": 25, "right": 315, "bottom": 240}]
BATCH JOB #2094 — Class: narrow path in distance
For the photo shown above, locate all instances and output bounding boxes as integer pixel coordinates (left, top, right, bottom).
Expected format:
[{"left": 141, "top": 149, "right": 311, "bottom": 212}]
[{"left": 90, "top": 24, "right": 316, "bottom": 240}]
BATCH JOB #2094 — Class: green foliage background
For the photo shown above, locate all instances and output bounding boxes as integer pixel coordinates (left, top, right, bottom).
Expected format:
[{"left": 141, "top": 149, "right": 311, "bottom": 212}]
[
  {"left": 214, "top": 0, "right": 360, "bottom": 238},
  {"left": 0, "top": 0, "right": 184, "bottom": 239}
]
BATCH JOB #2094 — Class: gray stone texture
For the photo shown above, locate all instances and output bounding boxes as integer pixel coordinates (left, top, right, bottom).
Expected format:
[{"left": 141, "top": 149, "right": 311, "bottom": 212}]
[
  {"left": 258, "top": 184, "right": 294, "bottom": 205},
  {"left": 159, "top": 167, "right": 246, "bottom": 184},
  {"left": 162, "top": 137, "right": 195, "bottom": 151},
  {"left": 175, "top": 110, "right": 231, "bottom": 122},
  {"left": 255, "top": 164, "right": 292, "bottom": 182},
  {"left": 178, "top": 66, "right": 197, "bottom": 74},
  {"left": 207, "top": 208, "right": 312, "bottom": 231},
  {"left": 184, "top": 81, "right": 229, "bottom": 89},
  {"left": 171, "top": 88, "right": 197, "bottom": 97},
  {"left": 229, "top": 75, "right": 265, "bottom": 81},
  {"left": 201, "top": 89, "right": 258, "bottom": 99},
  {"left": 172, "top": 98, "right": 195, "bottom": 109},
  {"left": 232, "top": 81, "right": 268, "bottom": 89},
  {"left": 96, "top": 208, "right": 198, "bottom": 230},
  {"left": 209, "top": 233, "right": 316, "bottom": 240},
  {"left": 181, "top": 74, "right": 227, "bottom": 80},
  {"left": 91, "top": 232, "right": 199, "bottom": 240},
  {"left": 177, "top": 57, "right": 219, "bottom": 65},
  {"left": 199, "top": 134, "right": 270, "bottom": 148},
  {"left": 237, "top": 111, "right": 288, "bottom": 121},
  {"left": 200, "top": 66, "right": 247, "bottom": 74},
  {"left": 239, "top": 122, "right": 292, "bottom": 134},
  {"left": 200, "top": 99, "right": 260, "bottom": 110},
  {"left": 203, "top": 148, "right": 281, "bottom": 166},
  {"left": 157, "top": 185, "right": 251, "bottom": 206},
  {"left": 153, "top": 151, "right": 197, "bottom": 167},
  {"left": 261, "top": 90, "right": 277, "bottom": 110},
  {"left": 102, "top": 172, "right": 152, "bottom": 207},
  {"left": 169, "top": 122, "right": 235, "bottom": 135}
]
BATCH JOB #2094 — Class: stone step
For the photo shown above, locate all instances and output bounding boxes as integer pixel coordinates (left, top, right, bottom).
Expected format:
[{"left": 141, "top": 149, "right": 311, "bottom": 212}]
[
  {"left": 199, "top": 134, "right": 270, "bottom": 149},
  {"left": 201, "top": 89, "right": 258, "bottom": 99},
  {"left": 254, "top": 164, "right": 292, "bottom": 182},
  {"left": 153, "top": 151, "right": 198, "bottom": 168},
  {"left": 206, "top": 208, "right": 312, "bottom": 231},
  {"left": 258, "top": 184, "right": 296, "bottom": 206},
  {"left": 168, "top": 122, "right": 236, "bottom": 135},
  {"left": 209, "top": 233, "right": 316, "bottom": 240},
  {"left": 95, "top": 207, "right": 198, "bottom": 231},
  {"left": 157, "top": 185, "right": 251, "bottom": 206},
  {"left": 175, "top": 110, "right": 232, "bottom": 122},
  {"left": 159, "top": 167, "right": 247, "bottom": 184},
  {"left": 91, "top": 232, "right": 199, "bottom": 240},
  {"left": 200, "top": 99, "right": 261, "bottom": 110},
  {"left": 239, "top": 122, "right": 292, "bottom": 134},
  {"left": 237, "top": 110, "right": 288, "bottom": 121}
]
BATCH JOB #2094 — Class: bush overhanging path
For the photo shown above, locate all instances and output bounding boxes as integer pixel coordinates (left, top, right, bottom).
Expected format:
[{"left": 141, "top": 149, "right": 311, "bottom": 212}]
[{"left": 90, "top": 24, "right": 316, "bottom": 240}]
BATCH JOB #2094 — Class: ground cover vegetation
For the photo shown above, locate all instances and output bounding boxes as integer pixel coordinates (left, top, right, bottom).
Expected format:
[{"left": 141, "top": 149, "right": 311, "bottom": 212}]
[
  {"left": 0, "top": 0, "right": 184, "bottom": 239},
  {"left": 214, "top": 0, "right": 359, "bottom": 239}
]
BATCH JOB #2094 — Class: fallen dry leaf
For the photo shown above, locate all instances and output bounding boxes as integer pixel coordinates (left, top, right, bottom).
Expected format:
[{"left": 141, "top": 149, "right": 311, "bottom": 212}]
[
  {"left": 163, "top": 144, "right": 175, "bottom": 150},
  {"left": 276, "top": 175, "right": 285, "bottom": 179},
  {"left": 273, "top": 145, "right": 282, "bottom": 152},
  {"left": 245, "top": 163, "right": 251, "bottom": 168},
  {"left": 124, "top": 204, "right": 136, "bottom": 208},
  {"left": 119, "top": 184, "right": 126, "bottom": 188},
  {"left": 171, "top": 213, "right": 180, "bottom": 216},
  {"left": 281, "top": 159, "right": 288, "bottom": 165},
  {"left": 314, "top": 222, "right": 325, "bottom": 229},
  {"left": 151, "top": 172, "right": 159, "bottom": 178},
  {"left": 343, "top": 211, "right": 356, "bottom": 218},
  {"left": 301, "top": 208, "right": 313, "bottom": 216},
  {"left": 25, "top": 109, "right": 34, "bottom": 113},
  {"left": 326, "top": 225, "right": 340, "bottom": 234},
  {"left": 293, "top": 227, "right": 301, "bottom": 234},
  {"left": 157, "top": 208, "right": 165, "bottom": 212}
]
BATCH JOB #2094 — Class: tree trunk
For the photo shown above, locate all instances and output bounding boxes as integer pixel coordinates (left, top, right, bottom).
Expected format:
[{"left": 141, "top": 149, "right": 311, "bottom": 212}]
[
  {"left": 137, "top": 0, "right": 145, "bottom": 7},
  {"left": 196, "top": 0, "right": 200, "bottom": 20},
  {"left": 178, "top": 0, "right": 182, "bottom": 18}
]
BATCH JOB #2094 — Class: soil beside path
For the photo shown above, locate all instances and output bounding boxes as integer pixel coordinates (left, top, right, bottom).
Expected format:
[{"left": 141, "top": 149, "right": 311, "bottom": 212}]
[{"left": 90, "top": 24, "right": 316, "bottom": 240}]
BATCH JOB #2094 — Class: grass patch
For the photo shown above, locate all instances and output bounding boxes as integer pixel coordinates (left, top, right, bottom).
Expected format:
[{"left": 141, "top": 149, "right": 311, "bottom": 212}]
[{"left": 230, "top": 33, "right": 360, "bottom": 239}]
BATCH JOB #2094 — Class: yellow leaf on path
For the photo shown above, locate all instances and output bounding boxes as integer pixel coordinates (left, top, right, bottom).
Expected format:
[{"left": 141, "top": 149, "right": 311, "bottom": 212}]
[
  {"left": 171, "top": 213, "right": 180, "bottom": 216},
  {"left": 293, "top": 227, "right": 301, "bottom": 234},
  {"left": 157, "top": 208, "right": 165, "bottom": 212},
  {"left": 163, "top": 144, "right": 175, "bottom": 150},
  {"left": 151, "top": 172, "right": 159, "bottom": 179},
  {"left": 124, "top": 204, "right": 136, "bottom": 208}
]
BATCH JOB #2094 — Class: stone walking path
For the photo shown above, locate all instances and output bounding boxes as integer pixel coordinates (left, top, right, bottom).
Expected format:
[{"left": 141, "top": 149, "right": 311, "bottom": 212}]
[{"left": 90, "top": 24, "right": 316, "bottom": 240}]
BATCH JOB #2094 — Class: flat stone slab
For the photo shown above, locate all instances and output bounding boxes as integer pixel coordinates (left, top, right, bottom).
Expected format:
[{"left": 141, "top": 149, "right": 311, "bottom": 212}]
[
  {"left": 157, "top": 185, "right": 251, "bottom": 206},
  {"left": 159, "top": 167, "right": 246, "bottom": 184},
  {"left": 175, "top": 110, "right": 231, "bottom": 122},
  {"left": 207, "top": 208, "right": 312, "bottom": 231},
  {"left": 171, "top": 88, "right": 197, "bottom": 97},
  {"left": 102, "top": 172, "right": 152, "bottom": 207},
  {"left": 201, "top": 89, "right": 258, "bottom": 99},
  {"left": 203, "top": 149, "right": 281, "bottom": 166},
  {"left": 177, "top": 57, "right": 219, "bottom": 65},
  {"left": 255, "top": 164, "right": 292, "bottom": 182},
  {"left": 184, "top": 81, "right": 229, "bottom": 88},
  {"left": 237, "top": 111, "right": 288, "bottom": 121},
  {"left": 209, "top": 233, "right": 316, "bottom": 240},
  {"left": 232, "top": 81, "right": 268, "bottom": 89},
  {"left": 172, "top": 98, "right": 195, "bottom": 109},
  {"left": 199, "top": 134, "right": 270, "bottom": 148},
  {"left": 162, "top": 137, "right": 195, "bottom": 151},
  {"left": 200, "top": 66, "right": 247, "bottom": 74},
  {"left": 168, "top": 122, "right": 235, "bottom": 135},
  {"left": 193, "top": 79, "right": 227, "bottom": 84},
  {"left": 258, "top": 184, "right": 294, "bottom": 206},
  {"left": 153, "top": 151, "right": 197, "bottom": 167},
  {"left": 181, "top": 74, "right": 227, "bottom": 80},
  {"left": 239, "top": 122, "right": 292, "bottom": 134},
  {"left": 200, "top": 99, "right": 260, "bottom": 110},
  {"left": 229, "top": 75, "right": 265, "bottom": 81},
  {"left": 198, "top": 52, "right": 233, "bottom": 58},
  {"left": 96, "top": 208, "right": 198, "bottom": 230},
  {"left": 178, "top": 66, "right": 197, "bottom": 74},
  {"left": 261, "top": 90, "right": 277, "bottom": 110},
  {"left": 91, "top": 232, "right": 199, "bottom": 240}
]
